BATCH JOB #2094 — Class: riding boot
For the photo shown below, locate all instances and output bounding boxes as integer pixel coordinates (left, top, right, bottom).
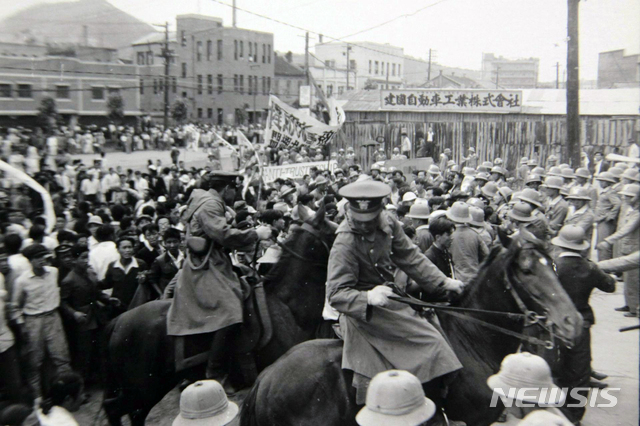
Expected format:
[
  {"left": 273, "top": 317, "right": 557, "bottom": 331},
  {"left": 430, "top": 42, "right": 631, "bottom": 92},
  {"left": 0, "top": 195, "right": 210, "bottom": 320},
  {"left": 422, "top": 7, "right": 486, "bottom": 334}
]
[{"left": 206, "top": 325, "right": 237, "bottom": 394}]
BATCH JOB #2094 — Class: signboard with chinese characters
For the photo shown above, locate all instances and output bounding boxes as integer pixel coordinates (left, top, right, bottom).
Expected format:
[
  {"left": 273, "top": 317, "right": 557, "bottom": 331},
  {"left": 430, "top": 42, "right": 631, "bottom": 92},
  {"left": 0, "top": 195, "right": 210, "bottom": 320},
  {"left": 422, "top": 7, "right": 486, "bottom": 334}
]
[
  {"left": 265, "top": 95, "right": 340, "bottom": 150},
  {"left": 263, "top": 160, "right": 339, "bottom": 183},
  {"left": 380, "top": 89, "right": 522, "bottom": 113}
]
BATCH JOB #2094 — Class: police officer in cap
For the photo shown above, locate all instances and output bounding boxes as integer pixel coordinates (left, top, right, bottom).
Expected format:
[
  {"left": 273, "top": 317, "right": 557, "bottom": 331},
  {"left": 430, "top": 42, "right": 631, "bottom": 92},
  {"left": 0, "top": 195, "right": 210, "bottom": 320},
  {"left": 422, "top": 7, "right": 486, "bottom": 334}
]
[{"left": 326, "top": 180, "right": 464, "bottom": 421}]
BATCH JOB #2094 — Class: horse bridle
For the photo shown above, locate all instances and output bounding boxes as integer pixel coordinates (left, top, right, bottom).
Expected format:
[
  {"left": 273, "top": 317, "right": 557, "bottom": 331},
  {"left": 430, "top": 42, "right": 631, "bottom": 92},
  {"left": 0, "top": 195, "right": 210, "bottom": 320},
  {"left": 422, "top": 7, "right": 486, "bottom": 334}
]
[{"left": 276, "top": 222, "right": 331, "bottom": 266}]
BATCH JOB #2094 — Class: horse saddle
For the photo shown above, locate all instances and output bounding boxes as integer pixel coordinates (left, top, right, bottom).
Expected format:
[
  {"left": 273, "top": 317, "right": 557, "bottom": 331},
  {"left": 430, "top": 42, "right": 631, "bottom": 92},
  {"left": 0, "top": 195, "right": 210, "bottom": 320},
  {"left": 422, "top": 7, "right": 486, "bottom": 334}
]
[{"left": 174, "top": 275, "right": 273, "bottom": 373}]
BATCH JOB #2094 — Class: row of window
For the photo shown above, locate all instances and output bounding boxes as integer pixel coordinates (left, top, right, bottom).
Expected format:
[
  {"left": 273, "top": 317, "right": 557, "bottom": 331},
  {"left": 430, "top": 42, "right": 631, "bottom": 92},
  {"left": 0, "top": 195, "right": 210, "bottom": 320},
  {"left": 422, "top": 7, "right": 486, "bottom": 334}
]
[
  {"left": 368, "top": 60, "right": 401, "bottom": 77},
  {"left": 189, "top": 36, "right": 272, "bottom": 64},
  {"left": 0, "top": 83, "right": 119, "bottom": 100},
  {"left": 136, "top": 51, "right": 177, "bottom": 66},
  {"left": 231, "top": 75, "right": 271, "bottom": 95},
  {"left": 145, "top": 77, "right": 178, "bottom": 95}
]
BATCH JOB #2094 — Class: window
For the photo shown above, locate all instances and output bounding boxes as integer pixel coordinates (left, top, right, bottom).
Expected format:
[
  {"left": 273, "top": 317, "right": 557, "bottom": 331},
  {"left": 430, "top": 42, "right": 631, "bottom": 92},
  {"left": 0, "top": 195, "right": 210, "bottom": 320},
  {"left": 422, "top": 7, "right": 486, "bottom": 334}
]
[
  {"left": 217, "top": 108, "right": 223, "bottom": 125},
  {"left": 137, "top": 52, "right": 145, "bottom": 65},
  {"left": 262, "top": 76, "right": 266, "bottom": 95},
  {"left": 0, "top": 84, "right": 11, "bottom": 98},
  {"left": 375, "top": 61, "right": 379, "bottom": 75},
  {"left": 207, "top": 75, "right": 213, "bottom": 95},
  {"left": 158, "top": 79, "right": 163, "bottom": 93},
  {"left": 267, "top": 77, "right": 271, "bottom": 93},
  {"left": 197, "top": 108, "right": 203, "bottom": 118},
  {"left": 398, "top": 65, "right": 401, "bottom": 76},
  {"left": 217, "top": 74, "right": 223, "bottom": 94},
  {"left": 381, "top": 62, "right": 384, "bottom": 74},
  {"left": 146, "top": 51, "right": 154, "bottom": 65},
  {"left": 140, "top": 79, "right": 144, "bottom": 94},
  {"left": 254, "top": 42, "right": 258, "bottom": 61},
  {"left": 197, "top": 75, "right": 203, "bottom": 95},
  {"left": 369, "top": 60, "right": 372, "bottom": 74},
  {"left": 267, "top": 44, "right": 271, "bottom": 63},
  {"left": 249, "top": 42, "right": 252, "bottom": 61},
  {"left": 181, "top": 63, "right": 187, "bottom": 78},
  {"left": 181, "top": 30, "right": 187, "bottom": 47},
  {"left": 327, "top": 84, "right": 333, "bottom": 96},
  {"left": 207, "top": 40, "right": 212, "bottom": 61},
  {"left": 392, "top": 63, "right": 396, "bottom": 76},
  {"left": 196, "top": 41, "right": 202, "bottom": 61},
  {"left": 239, "top": 75, "right": 244, "bottom": 94},
  {"left": 182, "top": 91, "right": 187, "bottom": 98},
  {"left": 239, "top": 41, "right": 243, "bottom": 58},
  {"left": 108, "top": 87, "right": 120, "bottom": 96},
  {"left": 338, "top": 86, "right": 344, "bottom": 95},
  {"left": 172, "top": 77, "right": 177, "bottom": 93},
  {"left": 262, "top": 44, "right": 266, "bottom": 63},
  {"left": 248, "top": 76, "right": 253, "bottom": 95},
  {"left": 56, "top": 85, "right": 70, "bottom": 99},
  {"left": 91, "top": 86, "right": 104, "bottom": 100},
  {"left": 285, "top": 80, "right": 291, "bottom": 95},
  {"left": 217, "top": 40, "right": 223, "bottom": 60},
  {"left": 153, "top": 79, "right": 157, "bottom": 94},
  {"left": 207, "top": 108, "right": 213, "bottom": 119},
  {"left": 234, "top": 40, "right": 238, "bottom": 60},
  {"left": 350, "top": 59, "right": 357, "bottom": 70},
  {"left": 234, "top": 74, "right": 238, "bottom": 92}
]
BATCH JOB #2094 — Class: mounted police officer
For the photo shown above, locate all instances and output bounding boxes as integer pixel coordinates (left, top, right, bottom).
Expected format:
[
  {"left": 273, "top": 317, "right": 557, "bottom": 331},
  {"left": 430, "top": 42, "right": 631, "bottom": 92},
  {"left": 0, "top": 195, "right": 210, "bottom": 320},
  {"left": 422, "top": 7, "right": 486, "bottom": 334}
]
[
  {"left": 166, "top": 171, "right": 271, "bottom": 391},
  {"left": 326, "top": 180, "right": 464, "bottom": 421}
]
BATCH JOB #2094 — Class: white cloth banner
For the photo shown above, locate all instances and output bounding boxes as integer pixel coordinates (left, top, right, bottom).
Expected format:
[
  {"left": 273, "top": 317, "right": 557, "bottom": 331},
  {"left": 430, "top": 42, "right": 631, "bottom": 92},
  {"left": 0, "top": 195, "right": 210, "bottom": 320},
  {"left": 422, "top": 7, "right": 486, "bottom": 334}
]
[
  {"left": 264, "top": 95, "right": 340, "bottom": 150},
  {"left": 263, "top": 160, "right": 339, "bottom": 183}
]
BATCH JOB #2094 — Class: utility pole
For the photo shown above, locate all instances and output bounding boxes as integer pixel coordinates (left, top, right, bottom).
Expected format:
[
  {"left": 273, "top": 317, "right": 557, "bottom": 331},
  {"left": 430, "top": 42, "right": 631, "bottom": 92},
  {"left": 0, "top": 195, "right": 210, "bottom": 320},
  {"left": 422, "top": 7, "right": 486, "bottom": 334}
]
[
  {"left": 495, "top": 65, "right": 500, "bottom": 89},
  {"left": 567, "top": 0, "right": 580, "bottom": 167},
  {"left": 386, "top": 62, "right": 389, "bottom": 89},
  {"left": 232, "top": 0, "right": 237, "bottom": 28},
  {"left": 153, "top": 22, "right": 172, "bottom": 130},
  {"left": 427, "top": 49, "right": 432, "bottom": 81},
  {"left": 346, "top": 44, "right": 351, "bottom": 90},
  {"left": 555, "top": 62, "right": 560, "bottom": 89},
  {"left": 305, "top": 32, "right": 310, "bottom": 85}
]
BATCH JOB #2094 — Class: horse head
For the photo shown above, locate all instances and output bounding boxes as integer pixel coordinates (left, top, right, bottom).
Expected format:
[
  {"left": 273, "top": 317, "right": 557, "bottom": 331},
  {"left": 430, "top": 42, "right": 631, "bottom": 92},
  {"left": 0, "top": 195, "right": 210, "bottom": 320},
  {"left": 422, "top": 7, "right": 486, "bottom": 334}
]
[{"left": 497, "top": 228, "right": 583, "bottom": 347}]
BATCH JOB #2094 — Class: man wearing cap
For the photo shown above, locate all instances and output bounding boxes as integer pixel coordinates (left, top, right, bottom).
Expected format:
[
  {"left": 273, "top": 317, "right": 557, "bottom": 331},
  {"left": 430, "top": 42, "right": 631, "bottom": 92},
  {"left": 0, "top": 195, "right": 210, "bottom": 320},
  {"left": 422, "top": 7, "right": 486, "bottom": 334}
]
[
  {"left": 573, "top": 168, "right": 598, "bottom": 209},
  {"left": 448, "top": 202, "right": 489, "bottom": 284},
  {"left": 400, "top": 130, "right": 412, "bottom": 158},
  {"left": 327, "top": 181, "right": 464, "bottom": 411},
  {"left": 10, "top": 244, "right": 72, "bottom": 399},
  {"left": 406, "top": 204, "right": 432, "bottom": 253},
  {"left": 597, "top": 184, "right": 640, "bottom": 317},
  {"left": 564, "top": 189, "right": 595, "bottom": 239},
  {"left": 551, "top": 225, "right": 615, "bottom": 422},
  {"left": 462, "top": 147, "right": 478, "bottom": 169},
  {"left": 593, "top": 172, "right": 621, "bottom": 261},
  {"left": 167, "top": 171, "right": 271, "bottom": 388},
  {"left": 540, "top": 176, "right": 568, "bottom": 235}
]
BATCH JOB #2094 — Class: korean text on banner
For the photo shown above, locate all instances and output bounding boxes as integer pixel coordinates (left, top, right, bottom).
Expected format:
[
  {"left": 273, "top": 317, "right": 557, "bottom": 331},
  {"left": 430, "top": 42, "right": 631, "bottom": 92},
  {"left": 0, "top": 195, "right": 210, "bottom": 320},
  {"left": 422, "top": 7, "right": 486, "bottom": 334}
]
[
  {"left": 380, "top": 89, "right": 522, "bottom": 113},
  {"left": 265, "top": 95, "right": 340, "bottom": 150},
  {"left": 263, "top": 160, "right": 339, "bottom": 183}
]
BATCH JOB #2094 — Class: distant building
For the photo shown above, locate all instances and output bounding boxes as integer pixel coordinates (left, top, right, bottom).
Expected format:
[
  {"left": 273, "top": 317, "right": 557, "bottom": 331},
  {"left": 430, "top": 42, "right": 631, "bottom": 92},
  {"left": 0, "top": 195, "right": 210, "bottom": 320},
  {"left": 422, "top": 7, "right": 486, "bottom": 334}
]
[
  {"left": 404, "top": 55, "right": 484, "bottom": 87},
  {"left": 175, "top": 14, "right": 274, "bottom": 125},
  {"left": 0, "top": 41, "right": 117, "bottom": 62},
  {"left": 288, "top": 53, "right": 352, "bottom": 98},
  {"left": 314, "top": 41, "right": 403, "bottom": 91},
  {"left": 481, "top": 53, "right": 539, "bottom": 88},
  {"left": 597, "top": 49, "right": 640, "bottom": 88},
  {"left": 0, "top": 56, "right": 142, "bottom": 126},
  {"left": 421, "top": 70, "right": 493, "bottom": 89},
  {"left": 274, "top": 53, "right": 306, "bottom": 105}
]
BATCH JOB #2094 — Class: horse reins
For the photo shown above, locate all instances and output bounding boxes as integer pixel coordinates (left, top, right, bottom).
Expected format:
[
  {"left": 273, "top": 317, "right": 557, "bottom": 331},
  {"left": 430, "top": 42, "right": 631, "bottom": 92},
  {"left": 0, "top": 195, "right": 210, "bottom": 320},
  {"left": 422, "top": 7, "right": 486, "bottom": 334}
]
[{"left": 276, "top": 222, "right": 330, "bottom": 266}]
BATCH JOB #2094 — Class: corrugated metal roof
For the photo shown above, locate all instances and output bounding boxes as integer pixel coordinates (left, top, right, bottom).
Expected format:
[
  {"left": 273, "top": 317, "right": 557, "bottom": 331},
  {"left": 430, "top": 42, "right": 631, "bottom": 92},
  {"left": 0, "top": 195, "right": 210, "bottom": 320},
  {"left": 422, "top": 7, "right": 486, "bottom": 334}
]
[{"left": 341, "top": 88, "right": 640, "bottom": 115}]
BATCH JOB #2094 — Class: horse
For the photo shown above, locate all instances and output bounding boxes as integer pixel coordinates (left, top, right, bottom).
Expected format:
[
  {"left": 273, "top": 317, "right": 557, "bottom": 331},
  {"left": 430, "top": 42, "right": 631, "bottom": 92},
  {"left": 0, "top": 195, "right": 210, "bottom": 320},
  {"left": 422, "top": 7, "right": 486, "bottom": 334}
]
[
  {"left": 240, "top": 230, "right": 584, "bottom": 426},
  {"left": 101, "top": 207, "right": 337, "bottom": 426}
]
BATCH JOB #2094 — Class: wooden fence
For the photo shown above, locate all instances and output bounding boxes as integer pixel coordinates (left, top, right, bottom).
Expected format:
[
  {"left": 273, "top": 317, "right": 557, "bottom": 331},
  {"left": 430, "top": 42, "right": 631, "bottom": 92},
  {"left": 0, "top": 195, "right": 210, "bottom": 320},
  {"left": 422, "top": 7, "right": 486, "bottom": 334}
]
[{"left": 333, "top": 111, "right": 639, "bottom": 170}]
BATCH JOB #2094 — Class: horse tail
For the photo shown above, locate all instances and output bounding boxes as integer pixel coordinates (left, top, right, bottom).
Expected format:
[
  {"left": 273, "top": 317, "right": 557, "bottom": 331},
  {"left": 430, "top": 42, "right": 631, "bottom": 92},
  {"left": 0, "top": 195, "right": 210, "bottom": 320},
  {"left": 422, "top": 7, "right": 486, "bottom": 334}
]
[{"left": 239, "top": 377, "right": 261, "bottom": 426}]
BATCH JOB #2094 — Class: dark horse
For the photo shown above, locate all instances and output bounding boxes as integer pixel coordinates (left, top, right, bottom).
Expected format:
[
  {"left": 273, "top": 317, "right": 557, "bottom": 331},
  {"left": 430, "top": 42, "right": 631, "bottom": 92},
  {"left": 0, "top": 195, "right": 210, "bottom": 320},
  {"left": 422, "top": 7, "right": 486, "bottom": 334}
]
[
  {"left": 102, "top": 208, "right": 337, "bottom": 426},
  {"left": 241, "top": 231, "right": 584, "bottom": 426}
]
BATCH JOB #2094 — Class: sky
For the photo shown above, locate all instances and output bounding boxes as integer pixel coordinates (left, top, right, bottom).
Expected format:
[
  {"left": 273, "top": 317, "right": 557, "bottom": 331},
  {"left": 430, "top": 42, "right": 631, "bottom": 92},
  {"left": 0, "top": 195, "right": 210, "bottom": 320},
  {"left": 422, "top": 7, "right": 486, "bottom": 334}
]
[{"left": 1, "top": 0, "right": 638, "bottom": 82}]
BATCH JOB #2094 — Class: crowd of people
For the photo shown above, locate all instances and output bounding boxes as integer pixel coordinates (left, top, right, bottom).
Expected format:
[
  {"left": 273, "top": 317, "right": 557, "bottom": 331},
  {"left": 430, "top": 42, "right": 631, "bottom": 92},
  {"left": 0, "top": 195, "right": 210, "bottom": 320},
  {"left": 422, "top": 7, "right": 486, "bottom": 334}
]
[{"left": 0, "top": 119, "right": 638, "bottom": 425}]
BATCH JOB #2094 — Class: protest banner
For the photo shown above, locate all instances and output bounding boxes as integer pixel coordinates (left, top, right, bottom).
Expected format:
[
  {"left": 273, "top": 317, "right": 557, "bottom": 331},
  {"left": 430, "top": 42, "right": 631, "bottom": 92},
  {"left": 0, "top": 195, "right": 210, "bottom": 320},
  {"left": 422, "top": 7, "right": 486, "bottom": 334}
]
[
  {"left": 263, "top": 160, "right": 339, "bottom": 183},
  {"left": 380, "top": 89, "right": 522, "bottom": 113},
  {"left": 264, "top": 95, "right": 340, "bottom": 151}
]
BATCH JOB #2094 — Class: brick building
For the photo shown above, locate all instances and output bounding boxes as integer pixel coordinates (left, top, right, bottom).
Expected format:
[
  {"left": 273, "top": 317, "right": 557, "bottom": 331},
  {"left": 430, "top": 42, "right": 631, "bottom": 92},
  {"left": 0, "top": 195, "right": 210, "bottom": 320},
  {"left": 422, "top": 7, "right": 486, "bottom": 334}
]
[
  {"left": 598, "top": 49, "right": 640, "bottom": 89},
  {"left": 274, "top": 53, "right": 305, "bottom": 105}
]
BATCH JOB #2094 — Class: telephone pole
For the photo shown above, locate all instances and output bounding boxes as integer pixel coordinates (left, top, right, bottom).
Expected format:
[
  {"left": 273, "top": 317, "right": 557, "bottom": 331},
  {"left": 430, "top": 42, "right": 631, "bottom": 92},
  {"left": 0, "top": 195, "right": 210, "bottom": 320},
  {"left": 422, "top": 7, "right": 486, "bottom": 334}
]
[
  {"left": 305, "top": 32, "right": 310, "bottom": 85},
  {"left": 232, "top": 0, "right": 237, "bottom": 28},
  {"left": 153, "top": 22, "right": 173, "bottom": 130},
  {"left": 427, "top": 49, "right": 432, "bottom": 81},
  {"left": 346, "top": 44, "right": 352, "bottom": 90},
  {"left": 495, "top": 65, "right": 500, "bottom": 89},
  {"left": 555, "top": 62, "right": 560, "bottom": 89},
  {"left": 567, "top": 0, "right": 581, "bottom": 167}
]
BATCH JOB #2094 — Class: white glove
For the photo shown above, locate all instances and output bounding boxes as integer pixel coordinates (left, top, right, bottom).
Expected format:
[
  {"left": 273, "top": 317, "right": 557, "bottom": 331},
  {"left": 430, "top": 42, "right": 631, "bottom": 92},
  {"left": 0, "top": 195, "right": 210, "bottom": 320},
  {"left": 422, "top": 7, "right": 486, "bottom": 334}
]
[
  {"left": 255, "top": 225, "right": 272, "bottom": 241},
  {"left": 367, "top": 285, "right": 394, "bottom": 307},
  {"left": 442, "top": 278, "right": 465, "bottom": 295}
]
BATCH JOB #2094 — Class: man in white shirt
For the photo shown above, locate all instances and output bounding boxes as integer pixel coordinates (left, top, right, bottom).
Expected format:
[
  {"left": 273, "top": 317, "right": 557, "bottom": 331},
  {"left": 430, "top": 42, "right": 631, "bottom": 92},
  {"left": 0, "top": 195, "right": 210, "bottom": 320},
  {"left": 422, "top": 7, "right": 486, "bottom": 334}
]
[
  {"left": 401, "top": 131, "right": 412, "bottom": 158},
  {"left": 80, "top": 172, "right": 100, "bottom": 204},
  {"left": 88, "top": 225, "right": 120, "bottom": 282}
]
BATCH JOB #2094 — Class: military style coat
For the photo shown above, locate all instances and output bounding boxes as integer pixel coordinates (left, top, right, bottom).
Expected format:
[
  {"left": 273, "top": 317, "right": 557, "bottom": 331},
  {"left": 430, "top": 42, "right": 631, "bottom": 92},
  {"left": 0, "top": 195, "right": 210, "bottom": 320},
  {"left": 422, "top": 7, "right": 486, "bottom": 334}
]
[{"left": 327, "top": 211, "right": 462, "bottom": 384}]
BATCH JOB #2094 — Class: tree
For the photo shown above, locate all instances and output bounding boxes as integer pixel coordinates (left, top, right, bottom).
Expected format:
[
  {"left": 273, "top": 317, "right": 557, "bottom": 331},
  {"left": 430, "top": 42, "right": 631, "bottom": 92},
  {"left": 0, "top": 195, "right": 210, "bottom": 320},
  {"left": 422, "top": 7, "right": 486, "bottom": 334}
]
[
  {"left": 235, "top": 103, "right": 249, "bottom": 125},
  {"left": 107, "top": 94, "right": 125, "bottom": 125},
  {"left": 363, "top": 79, "right": 377, "bottom": 90},
  {"left": 37, "top": 96, "right": 58, "bottom": 134},
  {"left": 172, "top": 100, "right": 188, "bottom": 124}
]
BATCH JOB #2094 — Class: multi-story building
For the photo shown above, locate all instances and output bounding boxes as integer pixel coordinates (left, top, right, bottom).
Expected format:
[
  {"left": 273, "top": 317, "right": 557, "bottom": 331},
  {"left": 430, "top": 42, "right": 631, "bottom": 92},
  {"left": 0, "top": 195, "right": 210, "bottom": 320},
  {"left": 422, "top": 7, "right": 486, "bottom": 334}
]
[
  {"left": 598, "top": 49, "right": 640, "bottom": 89},
  {"left": 175, "top": 14, "right": 274, "bottom": 125},
  {"left": 314, "top": 41, "right": 403, "bottom": 91},
  {"left": 481, "top": 53, "right": 539, "bottom": 89},
  {"left": 274, "top": 53, "right": 306, "bottom": 105},
  {"left": 0, "top": 55, "right": 142, "bottom": 127}
]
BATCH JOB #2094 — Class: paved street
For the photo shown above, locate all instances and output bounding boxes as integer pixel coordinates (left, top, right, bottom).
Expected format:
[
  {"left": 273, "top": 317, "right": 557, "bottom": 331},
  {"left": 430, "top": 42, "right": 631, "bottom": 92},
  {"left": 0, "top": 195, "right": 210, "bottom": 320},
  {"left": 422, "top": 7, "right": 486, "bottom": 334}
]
[{"left": 70, "top": 148, "right": 211, "bottom": 173}]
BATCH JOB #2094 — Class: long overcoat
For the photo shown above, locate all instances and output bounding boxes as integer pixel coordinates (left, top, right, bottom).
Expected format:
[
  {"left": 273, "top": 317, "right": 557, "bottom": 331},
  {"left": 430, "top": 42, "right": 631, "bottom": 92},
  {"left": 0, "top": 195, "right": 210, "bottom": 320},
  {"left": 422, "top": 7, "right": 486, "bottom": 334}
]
[
  {"left": 167, "top": 189, "right": 257, "bottom": 336},
  {"left": 326, "top": 211, "right": 462, "bottom": 385}
]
